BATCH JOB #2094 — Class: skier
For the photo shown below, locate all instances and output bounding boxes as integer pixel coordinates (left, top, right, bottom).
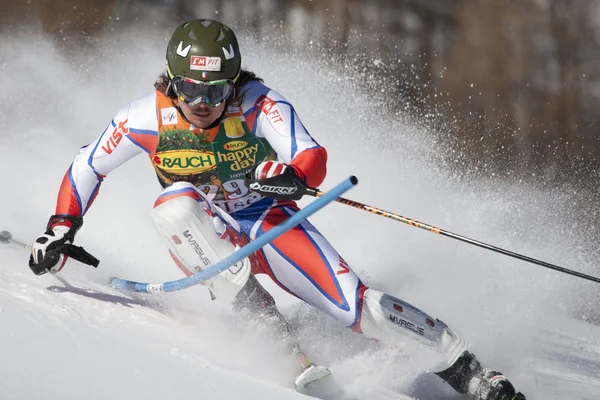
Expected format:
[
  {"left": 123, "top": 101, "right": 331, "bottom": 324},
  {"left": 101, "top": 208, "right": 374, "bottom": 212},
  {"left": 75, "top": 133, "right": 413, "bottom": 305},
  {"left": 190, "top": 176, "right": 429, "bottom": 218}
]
[{"left": 28, "top": 19, "right": 525, "bottom": 400}]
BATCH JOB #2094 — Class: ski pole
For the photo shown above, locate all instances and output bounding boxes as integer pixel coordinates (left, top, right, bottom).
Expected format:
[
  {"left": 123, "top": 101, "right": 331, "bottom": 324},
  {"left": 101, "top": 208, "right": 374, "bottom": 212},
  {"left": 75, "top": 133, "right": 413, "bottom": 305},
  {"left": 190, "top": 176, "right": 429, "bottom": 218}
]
[
  {"left": 0, "top": 230, "right": 32, "bottom": 251},
  {"left": 299, "top": 188, "right": 600, "bottom": 285},
  {"left": 110, "top": 175, "right": 358, "bottom": 293}
]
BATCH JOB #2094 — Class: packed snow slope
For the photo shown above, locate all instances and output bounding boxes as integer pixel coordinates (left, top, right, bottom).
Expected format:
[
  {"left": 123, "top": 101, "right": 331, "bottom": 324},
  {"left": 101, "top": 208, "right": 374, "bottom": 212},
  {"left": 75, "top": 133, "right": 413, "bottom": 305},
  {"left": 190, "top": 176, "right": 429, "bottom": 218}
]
[{"left": 1, "top": 22, "right": 600, "bottom": 400}]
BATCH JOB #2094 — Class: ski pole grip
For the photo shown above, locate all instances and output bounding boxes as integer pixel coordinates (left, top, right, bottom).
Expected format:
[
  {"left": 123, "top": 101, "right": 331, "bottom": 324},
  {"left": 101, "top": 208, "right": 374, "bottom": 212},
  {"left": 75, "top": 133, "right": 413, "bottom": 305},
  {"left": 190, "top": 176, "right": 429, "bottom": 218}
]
[{"left": 29, "top": 250, "right": 61, "bottom": 276}]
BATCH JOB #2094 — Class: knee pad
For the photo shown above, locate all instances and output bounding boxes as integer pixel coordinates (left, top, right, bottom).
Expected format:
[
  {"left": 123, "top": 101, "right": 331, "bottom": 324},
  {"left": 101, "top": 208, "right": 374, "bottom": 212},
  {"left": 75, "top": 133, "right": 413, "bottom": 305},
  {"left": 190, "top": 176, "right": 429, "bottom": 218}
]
[{"left": 151, "top": 182, "right": 251, "bottom": 303}]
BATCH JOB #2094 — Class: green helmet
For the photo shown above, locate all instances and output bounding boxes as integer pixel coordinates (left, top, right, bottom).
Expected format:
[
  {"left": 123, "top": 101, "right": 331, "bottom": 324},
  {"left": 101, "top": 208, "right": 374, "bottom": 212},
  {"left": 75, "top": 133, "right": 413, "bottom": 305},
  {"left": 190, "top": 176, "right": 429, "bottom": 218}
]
[{"left": 166, "top": 19, "right": 241, "bottom": 83}]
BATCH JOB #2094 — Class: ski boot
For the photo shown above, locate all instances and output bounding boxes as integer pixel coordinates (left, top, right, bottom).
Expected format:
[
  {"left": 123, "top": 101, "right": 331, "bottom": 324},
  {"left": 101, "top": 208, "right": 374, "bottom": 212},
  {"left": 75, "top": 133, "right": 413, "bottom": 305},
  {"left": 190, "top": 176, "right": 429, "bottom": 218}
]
[
  {"left": 436, "top": 351, "right": 526, "bottom": 400},
  {"left": 467, "top": 368, "right": 526, "bottom": 400}
]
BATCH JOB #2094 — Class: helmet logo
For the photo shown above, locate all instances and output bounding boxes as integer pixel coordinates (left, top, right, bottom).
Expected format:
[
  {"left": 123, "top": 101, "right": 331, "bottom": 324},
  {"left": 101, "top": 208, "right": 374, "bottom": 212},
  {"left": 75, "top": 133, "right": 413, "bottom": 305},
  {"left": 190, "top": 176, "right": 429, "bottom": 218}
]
[
  {"left": 190, "top": 56, "right": 221, "bottom": 71},
  {"left": 222, "top": 44, "right": 235, "bottom": 60},
  {"left": 176, "top": 41, "right": 192, "bottom": 58}
]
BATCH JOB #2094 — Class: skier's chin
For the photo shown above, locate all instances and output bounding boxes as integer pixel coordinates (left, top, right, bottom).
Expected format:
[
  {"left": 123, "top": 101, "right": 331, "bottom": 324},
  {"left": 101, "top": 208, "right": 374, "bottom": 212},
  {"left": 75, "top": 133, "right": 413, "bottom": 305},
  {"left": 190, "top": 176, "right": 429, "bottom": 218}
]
[{"left": 190, "top": 114, "right": 216, "bottom": 129}]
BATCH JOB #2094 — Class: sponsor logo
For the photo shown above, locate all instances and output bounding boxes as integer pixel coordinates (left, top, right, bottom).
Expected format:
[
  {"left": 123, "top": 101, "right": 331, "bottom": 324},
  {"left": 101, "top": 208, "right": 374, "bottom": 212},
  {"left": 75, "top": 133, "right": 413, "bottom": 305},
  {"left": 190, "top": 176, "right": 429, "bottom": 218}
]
[
  {"left": 183, "top": 230, "right": 211, "bottom": 266},
  {"left": 229, "top": 171, "right": 246, "bottom": 179},
  {"left": 223, "top": 140, "right": 248, "bottom": 151},
  {"left": 255, "top": 95, "right": 286, "bottom": 126},
  {"left": 101, "top": 119, "right": 128, "bottom": 154},
  {"left": 161, "top": 107, "right": 178, "bottom": 125},
  {"left": 216, "top": 144, "right": 259, "bottom": 171},
  {"left": 337, "top": 256, "right": 350, "bottom": 275},
  {"left": 393, "top": 303, "right": 403, "bottom": 313},
  {"left": 154, "top": 150, "right": 216, "bottom": 174},
  {"left": 389, "top": 314, "right": 425, "bottom": 336},
  {"left": 190, "top": 56, "right": 221, "bottom": 71},
  {"left": 249, "top": 182, "right": 297, "bottom": 196}
]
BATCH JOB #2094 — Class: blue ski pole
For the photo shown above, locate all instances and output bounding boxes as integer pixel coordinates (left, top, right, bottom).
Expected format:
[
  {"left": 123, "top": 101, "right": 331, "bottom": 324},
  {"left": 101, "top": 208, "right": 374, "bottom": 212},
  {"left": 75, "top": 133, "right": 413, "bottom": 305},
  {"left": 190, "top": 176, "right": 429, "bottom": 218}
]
[{"left": 110, "top": 176, "right": 358, "bottom": 293}]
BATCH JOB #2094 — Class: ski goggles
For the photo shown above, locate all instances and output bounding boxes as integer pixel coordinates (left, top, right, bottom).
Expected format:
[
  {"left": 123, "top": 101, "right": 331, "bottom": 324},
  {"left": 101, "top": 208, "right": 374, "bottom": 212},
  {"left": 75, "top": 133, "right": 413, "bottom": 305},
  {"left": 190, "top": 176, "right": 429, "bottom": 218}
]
[{"left": 171, "top": 76, "right": 235, "bottom": 107}]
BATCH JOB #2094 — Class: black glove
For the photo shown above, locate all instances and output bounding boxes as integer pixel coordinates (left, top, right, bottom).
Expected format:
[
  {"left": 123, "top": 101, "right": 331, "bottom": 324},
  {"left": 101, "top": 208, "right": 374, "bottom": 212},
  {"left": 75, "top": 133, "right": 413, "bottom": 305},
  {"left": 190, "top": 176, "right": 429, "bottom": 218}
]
[
  {"left": 29, "top": 215, "right": 83, "bottom": 276},
  {"left": 245, "top": 161, "right": 308, "bottom": 201}
]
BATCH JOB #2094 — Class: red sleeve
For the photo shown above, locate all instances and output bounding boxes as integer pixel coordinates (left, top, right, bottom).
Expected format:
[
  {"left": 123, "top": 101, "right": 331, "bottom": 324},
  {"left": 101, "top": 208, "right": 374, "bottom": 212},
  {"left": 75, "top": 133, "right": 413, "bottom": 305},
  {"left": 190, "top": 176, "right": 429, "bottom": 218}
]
[
  {"left": 290, "top": 147, "right": 328, "bottom": 188},
  {"left": 55, "top": 169, "right": 83, "bottom": 217},
  {"left": 55, "top": 165, "right": 105, "bottom": 218}
]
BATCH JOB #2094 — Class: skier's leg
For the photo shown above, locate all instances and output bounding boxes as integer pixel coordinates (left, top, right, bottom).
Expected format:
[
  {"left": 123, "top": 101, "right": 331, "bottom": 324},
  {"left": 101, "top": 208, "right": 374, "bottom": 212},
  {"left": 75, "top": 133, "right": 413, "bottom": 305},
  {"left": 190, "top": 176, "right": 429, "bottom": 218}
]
[
  {"left": 239, "top": 201, "right": 524, "bottom": 399},
  {"left": 241, "top": 202, "right": 466, "bottom": 366},
  {"left": 360, "top": 290, "right": 525, "bottom": 399},
  {"left": 150, "top": 183, "right": 315, "bottom": 367}
]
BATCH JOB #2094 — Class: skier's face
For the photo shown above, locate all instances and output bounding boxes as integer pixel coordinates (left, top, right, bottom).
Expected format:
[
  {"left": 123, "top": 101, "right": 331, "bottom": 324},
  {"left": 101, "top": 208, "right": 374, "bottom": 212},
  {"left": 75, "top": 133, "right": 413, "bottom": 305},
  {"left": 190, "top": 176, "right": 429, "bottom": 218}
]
[{"left": 178, "top": 100, "right": 226, "bottom": 129}]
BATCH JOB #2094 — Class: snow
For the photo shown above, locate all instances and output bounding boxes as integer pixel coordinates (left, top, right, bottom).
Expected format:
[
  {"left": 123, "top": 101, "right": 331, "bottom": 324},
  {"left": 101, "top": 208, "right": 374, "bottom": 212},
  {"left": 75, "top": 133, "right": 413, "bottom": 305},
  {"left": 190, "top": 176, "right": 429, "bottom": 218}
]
[{"left": 1, "top": 24, "right": 600, "bottom": 400}]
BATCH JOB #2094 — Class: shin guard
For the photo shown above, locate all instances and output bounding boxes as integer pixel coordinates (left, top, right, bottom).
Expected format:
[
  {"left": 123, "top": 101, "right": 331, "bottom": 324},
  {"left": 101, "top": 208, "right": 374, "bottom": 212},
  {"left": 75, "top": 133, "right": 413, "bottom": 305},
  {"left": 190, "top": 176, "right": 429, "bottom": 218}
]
[{"left": 358, "top": 289, "right": 468, "bottom": 371}]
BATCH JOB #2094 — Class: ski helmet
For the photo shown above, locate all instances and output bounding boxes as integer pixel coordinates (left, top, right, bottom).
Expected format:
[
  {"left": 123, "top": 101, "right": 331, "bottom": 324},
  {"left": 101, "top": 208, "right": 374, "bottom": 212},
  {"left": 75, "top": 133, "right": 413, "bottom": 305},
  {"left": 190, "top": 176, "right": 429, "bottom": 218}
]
[{"left": 166, "top": 19, "right": 242, "bottom": 83}]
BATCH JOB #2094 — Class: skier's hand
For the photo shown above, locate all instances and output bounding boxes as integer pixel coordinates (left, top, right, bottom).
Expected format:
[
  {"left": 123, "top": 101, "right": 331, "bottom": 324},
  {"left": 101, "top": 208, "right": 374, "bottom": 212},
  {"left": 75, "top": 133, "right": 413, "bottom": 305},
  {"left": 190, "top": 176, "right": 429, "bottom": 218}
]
[
  {"left": 245, "top": 161, "right": 307, "bottom": 201},
  {"left": 29, "top": 215, "right": 83, "bottom": 276}
]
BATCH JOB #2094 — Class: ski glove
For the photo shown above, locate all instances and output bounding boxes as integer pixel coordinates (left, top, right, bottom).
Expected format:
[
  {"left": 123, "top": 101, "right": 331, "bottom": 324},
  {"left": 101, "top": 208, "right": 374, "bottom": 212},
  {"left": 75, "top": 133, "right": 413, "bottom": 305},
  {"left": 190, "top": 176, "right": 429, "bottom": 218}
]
[
  {"left": 29, "top": 215, "right": 83, "bottom": 276},
  {"left": 245, "top": 161, "right": 307, "bottom": 201}
]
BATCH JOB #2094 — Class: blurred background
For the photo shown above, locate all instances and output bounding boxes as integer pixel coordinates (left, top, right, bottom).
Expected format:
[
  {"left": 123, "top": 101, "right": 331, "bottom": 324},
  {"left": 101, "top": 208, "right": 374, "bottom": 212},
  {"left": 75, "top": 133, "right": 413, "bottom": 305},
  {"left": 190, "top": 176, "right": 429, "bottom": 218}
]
[
  {"left": 3, "top": 0, "right": 600, "bottom": 186},
  {"left": 2, "top": 3, "right": 600, "bottom": 397}
]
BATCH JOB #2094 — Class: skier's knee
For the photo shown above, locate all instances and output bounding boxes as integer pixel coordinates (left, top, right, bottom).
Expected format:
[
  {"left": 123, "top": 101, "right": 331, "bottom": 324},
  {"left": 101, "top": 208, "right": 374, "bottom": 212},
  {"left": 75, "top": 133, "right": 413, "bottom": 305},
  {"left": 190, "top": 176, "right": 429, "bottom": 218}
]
[{"left": 150, "top": 183, "right": 251, "bottom": 302}]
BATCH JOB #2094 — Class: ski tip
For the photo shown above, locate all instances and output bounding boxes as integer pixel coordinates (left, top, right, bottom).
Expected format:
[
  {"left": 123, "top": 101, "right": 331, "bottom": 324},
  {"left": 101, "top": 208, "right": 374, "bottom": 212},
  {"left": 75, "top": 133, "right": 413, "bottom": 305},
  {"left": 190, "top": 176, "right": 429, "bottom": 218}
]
[{"left": 0, "top": 230, "right": 12, "bottom": 244}]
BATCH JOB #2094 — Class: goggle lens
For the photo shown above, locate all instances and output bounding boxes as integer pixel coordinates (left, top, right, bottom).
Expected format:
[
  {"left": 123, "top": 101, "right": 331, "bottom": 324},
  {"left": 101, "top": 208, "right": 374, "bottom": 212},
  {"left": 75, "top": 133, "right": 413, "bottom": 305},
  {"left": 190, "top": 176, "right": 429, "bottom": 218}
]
[{"left": 172, "top": 77, "right": 235, "bottom": 107}]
